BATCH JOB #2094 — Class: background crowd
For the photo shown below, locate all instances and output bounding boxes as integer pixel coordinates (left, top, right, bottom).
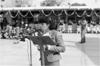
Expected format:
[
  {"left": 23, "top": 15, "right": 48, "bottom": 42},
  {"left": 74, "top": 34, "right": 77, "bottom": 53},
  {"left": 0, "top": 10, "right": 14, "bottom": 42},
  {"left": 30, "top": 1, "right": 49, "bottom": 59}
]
[{"left": 0, "top": 10, "right": 100, "bottom": 39}]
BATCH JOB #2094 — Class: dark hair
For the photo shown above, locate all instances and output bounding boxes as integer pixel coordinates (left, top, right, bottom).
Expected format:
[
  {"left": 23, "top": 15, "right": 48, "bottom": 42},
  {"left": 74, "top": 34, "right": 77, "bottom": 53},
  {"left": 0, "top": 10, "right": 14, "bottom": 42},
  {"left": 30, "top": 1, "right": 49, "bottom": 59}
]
[
  {"left": 38, "top": 17, "right": 58, "bottom": 30},
  {"left": 38, "top": 17, "right": 50, "bottom": 24},
  {"left": 34, "top": 21, "right": 39, "bottom": 24}
]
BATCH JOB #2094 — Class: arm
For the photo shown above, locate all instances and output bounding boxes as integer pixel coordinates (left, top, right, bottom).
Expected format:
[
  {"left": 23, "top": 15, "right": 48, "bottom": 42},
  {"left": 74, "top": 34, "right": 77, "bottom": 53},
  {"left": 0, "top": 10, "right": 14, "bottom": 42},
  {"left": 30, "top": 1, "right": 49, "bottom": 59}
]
[{"left": 47, "top": 31, "right": 65, "bottom": 52}]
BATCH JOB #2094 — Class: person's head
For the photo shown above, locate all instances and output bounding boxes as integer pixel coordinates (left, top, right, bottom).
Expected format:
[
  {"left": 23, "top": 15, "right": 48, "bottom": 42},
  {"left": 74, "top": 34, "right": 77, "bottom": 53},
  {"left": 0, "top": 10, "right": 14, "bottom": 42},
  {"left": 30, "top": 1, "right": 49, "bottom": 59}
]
[
  {"left": 38, "top": 17, "right": 58, "bottom": 31},
  {"left": 38, "top": 18, "right": 50, "bottom": 31},
  {"left": 34, "top": 21, "right": 41, "bottom": 30},
  {"left": 82, "top": 19, "right": 87, "bottom": 25}
]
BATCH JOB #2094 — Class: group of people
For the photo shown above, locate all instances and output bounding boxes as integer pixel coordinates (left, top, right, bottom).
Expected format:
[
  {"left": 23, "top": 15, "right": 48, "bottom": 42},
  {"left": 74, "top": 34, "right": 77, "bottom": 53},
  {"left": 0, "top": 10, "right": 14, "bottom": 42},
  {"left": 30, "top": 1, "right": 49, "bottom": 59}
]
[
  {"left": 86, "top": 23, "right": 100, "bottom": 33},
  {"left": 58, "top": 20, "right": 100, "bottom": 34},
  {"left": 0, "top": 19, "right": 100, "bottom": 40}
]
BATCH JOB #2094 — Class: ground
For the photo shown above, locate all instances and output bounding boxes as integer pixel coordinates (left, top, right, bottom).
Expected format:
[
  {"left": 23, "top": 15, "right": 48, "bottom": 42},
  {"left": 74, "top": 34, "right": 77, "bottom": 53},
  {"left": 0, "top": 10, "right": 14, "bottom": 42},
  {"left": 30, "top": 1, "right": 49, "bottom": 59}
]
[{"left": 0, "top": 34, "right": 100, "bottom": 66}]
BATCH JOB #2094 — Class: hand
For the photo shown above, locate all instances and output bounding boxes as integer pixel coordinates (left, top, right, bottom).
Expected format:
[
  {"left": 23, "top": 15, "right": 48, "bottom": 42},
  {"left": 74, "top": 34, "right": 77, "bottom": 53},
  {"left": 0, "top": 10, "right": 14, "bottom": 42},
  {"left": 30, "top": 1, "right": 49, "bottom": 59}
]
[
  {"left": 36, "top": 45, "right": 54, "bottom": 51},
  {"left": 46, "top": 45, "right": 55, "bottom": 50},
  {"left": 36, "top": 45, "right": 40, "bottom": 51},
  {"left": 36, "top": 45, "right": 48, "bottom": 51}
]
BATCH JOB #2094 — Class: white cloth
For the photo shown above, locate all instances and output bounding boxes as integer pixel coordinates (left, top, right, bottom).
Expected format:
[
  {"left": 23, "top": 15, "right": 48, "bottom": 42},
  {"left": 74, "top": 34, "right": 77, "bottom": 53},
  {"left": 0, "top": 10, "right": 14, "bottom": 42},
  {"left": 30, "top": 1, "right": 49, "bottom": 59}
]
[{"left": 25, "top": 38, "right": 41, "bottom": 66}]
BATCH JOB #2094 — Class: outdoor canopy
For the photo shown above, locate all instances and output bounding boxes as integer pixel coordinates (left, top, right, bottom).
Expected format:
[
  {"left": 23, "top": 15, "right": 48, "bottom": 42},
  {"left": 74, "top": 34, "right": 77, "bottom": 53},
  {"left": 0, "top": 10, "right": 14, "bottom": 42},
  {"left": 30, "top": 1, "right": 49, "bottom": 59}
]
[{"left": 0, "top": 7, "right": 100, "bottom": 18}]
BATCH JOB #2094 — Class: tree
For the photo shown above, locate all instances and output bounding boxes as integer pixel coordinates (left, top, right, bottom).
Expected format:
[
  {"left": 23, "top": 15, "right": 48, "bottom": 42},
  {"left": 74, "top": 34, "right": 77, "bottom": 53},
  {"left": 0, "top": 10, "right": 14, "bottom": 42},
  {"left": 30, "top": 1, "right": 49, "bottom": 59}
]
[{"left": 41, "top": 0, "right": 60, "bottom": 6}]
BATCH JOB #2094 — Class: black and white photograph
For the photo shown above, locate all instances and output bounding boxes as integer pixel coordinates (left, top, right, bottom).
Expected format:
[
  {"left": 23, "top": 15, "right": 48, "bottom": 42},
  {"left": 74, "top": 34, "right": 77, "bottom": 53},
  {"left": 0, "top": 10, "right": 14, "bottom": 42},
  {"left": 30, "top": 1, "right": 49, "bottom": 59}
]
[{"left": 0, "top": 0, "right": 100, "bottom": 66}]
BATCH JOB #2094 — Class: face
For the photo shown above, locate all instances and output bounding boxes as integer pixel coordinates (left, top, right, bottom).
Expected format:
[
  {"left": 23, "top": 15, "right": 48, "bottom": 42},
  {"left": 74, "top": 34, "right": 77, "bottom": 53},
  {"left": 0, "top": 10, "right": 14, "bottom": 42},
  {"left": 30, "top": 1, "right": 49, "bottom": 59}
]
[
  {"left": 40, "top": 23, "right": 49, "bottom": 31},
  {"left": 34, "top": 23, "right": 41, "bottom": 30}
]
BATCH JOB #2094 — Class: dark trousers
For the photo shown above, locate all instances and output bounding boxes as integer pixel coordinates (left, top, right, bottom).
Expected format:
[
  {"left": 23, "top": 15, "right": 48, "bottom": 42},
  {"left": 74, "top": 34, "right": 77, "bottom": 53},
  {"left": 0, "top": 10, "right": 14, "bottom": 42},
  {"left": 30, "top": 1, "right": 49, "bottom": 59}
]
[
  {"left": 81, "top": 36, "right": 86, "bottom": 43},
  {"left": 81, "top": 29, "right": 86, "bottom": 43}
]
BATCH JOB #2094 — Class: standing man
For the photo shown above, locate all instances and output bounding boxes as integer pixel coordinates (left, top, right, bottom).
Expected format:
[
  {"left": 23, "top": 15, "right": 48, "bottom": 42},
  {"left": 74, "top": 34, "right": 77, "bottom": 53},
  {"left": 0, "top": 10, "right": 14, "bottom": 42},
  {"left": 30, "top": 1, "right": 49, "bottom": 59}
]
[{"left": 80, "top": 19, "right": 87, "bottom": 43}]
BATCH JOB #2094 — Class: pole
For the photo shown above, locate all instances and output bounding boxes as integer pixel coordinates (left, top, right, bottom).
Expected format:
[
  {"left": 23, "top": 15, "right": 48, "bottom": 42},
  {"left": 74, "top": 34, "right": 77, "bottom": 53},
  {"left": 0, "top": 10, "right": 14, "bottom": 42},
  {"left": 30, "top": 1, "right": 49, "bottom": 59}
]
[
  {"left": 38, "top": 30, "right": 45, "bottom": 66},
  {"left": 40, "top": 45, "right": 45, "bottom": 66},
  {"left": 29, "top": 39, "right": 32, "bottom": 66}
]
